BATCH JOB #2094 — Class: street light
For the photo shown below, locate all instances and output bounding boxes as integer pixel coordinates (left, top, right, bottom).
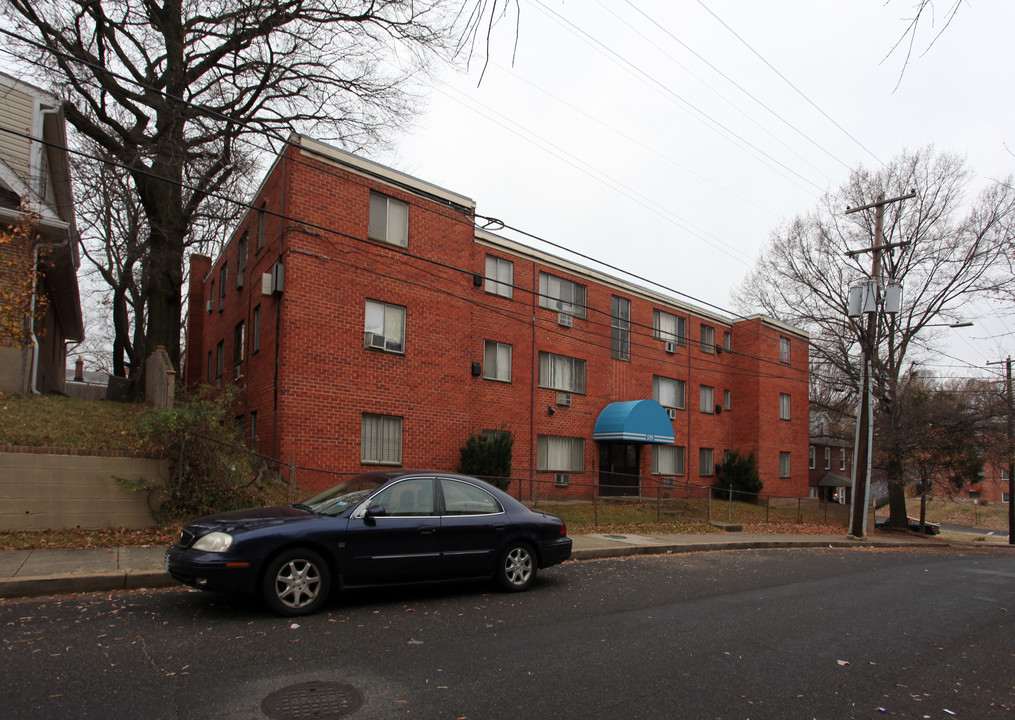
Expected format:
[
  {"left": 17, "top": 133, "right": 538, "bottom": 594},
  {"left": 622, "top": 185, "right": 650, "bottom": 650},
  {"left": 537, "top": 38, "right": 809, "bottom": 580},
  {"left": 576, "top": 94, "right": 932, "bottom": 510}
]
[{"left": 924, "top": 321, "right": 974, "bottom": 328}]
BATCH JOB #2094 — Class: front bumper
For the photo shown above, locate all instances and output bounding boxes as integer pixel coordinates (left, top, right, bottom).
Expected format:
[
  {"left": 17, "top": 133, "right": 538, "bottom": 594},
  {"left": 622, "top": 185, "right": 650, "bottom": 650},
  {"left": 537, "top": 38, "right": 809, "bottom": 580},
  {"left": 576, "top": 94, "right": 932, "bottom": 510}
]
[{"left": 164, "top": 545, "right": 260, "bottom": 595}]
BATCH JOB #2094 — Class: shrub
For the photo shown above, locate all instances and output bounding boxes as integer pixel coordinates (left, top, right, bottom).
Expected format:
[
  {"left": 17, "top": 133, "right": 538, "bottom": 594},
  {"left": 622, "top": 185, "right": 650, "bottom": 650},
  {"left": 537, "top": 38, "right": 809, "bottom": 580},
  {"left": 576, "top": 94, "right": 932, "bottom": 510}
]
[
  {"left": 713, "top": 450, "right": 763, "bottom": 500},
  {"left": 458, "top": 429, "right": 514, "bottom": 491},
  {"left": 135, "top": 384, "right": 283, "bottom": 522}
]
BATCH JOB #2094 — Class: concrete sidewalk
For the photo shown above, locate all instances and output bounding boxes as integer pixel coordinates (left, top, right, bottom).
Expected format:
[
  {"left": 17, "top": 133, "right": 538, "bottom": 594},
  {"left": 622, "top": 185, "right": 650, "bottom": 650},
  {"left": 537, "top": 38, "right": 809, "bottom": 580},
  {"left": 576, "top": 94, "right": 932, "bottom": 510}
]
[{"left": 0, "top": 532, "right": 951, "bottom": 600}]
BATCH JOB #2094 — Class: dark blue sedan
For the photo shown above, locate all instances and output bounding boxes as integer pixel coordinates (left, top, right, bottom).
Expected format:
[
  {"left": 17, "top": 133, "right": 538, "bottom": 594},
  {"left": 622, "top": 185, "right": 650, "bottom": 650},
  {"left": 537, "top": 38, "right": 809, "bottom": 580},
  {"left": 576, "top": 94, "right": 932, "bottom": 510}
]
[{"left": 165, "top": 471, "right": 572, "bottom": 615}]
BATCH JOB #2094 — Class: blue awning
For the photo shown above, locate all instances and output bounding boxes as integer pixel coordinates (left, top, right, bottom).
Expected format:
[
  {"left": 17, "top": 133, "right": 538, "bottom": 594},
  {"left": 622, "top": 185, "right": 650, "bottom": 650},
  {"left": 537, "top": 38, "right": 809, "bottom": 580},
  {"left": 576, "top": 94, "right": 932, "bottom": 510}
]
[{"left": 593, "top": 400, "right": 675, "bottom": 444}]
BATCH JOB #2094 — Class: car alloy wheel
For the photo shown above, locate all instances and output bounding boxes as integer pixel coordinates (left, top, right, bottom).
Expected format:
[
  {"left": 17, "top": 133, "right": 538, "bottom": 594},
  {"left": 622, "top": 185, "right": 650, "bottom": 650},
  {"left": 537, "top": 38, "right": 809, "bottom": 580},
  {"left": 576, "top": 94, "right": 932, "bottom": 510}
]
[
  {"left": 498, "top": 542, "right": 536, "bottom": 592},
  {"left": 263, "top": 548, "right": 331, "bottom": 616}
]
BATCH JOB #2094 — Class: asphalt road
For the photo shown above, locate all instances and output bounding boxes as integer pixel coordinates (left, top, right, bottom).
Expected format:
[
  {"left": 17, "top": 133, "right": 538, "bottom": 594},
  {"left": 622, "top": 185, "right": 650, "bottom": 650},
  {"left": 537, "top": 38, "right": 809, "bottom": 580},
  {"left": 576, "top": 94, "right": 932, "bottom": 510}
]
[{"left": 2, "top": 546, "right": 1013, "bottom": 719}]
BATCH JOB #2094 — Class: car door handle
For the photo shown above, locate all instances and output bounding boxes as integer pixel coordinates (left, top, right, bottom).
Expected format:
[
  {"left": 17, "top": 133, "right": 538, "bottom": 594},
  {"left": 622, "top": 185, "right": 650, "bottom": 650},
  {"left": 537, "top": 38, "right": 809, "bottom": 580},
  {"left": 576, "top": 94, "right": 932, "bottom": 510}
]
[
  {"left": 419, "top": 526, "right": 438, "bottom": 535},
  {"left": 493, "top": 523, "right": 506, "bottom": 532}
]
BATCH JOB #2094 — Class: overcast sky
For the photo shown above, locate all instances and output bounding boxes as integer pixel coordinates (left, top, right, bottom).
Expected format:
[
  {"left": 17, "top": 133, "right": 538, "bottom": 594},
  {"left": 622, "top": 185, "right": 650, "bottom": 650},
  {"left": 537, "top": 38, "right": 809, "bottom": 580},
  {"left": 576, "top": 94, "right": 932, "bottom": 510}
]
[{"left": 368, "top": 0, "right": 1014, "bottom": 381}]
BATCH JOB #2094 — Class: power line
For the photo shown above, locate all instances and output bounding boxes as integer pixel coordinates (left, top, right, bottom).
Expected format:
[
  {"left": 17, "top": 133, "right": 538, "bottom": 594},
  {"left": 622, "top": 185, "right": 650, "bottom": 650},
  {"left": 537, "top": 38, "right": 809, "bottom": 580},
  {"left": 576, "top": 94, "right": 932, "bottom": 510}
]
[
  {"left": 617, "top": 0, "right": 855, "bottom": 175},
  {"left": 694, "top": 0, "right": 884, "bottom": 167},
  {"left": 528, "top": 0, "right": 828, "bottom": 195}
]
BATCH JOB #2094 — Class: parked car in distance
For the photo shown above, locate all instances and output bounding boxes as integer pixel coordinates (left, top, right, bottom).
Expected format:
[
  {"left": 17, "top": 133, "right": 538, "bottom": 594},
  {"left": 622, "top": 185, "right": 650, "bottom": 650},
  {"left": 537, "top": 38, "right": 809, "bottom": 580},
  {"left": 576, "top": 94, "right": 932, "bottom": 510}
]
[
  {"left": 165, "top": 471, "right": 572, "bottom": 616},
  {"left": 875, "top": 516, "right": 941, "bottom": 535}
]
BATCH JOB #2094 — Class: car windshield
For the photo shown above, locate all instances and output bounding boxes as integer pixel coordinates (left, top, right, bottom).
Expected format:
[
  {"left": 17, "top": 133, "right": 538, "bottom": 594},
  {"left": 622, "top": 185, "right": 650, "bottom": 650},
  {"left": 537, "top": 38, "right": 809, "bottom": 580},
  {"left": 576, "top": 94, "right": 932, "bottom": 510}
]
[{"left": 300, "top": 474, "right": 387, "bottom": 517}]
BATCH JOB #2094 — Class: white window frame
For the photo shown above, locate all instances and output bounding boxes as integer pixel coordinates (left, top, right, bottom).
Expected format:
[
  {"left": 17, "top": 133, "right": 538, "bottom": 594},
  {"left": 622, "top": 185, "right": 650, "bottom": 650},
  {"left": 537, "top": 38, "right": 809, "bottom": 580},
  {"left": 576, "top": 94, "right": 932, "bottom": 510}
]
[
  {"left": 538, "top": 352, "right": 586, "bottom": 393},
  {"left": 700, "top": 385, "right": 715, "bottom": 414},
  {"left": 824, "top": 447, "right": 831, "bottom": 470},
  {"left": 538, "top": 272, "right": 587, "bottom": 318},
  {"left": 483, "top": 340, "right": 512, "bottom": 382},
  {"left": 700, "top": 324, "right": 715, "bottom": 354},
  {"left": 653, "top": 310, "right": 686, "bottom": 345},
  {"left": 779, "top": 451, "right": 791, "bottom": 478},
  {"left": 485, "top": 255, "right": 514, "bottom": 298},
  {"left": 361, "top": 413, "right": 403, "bottom": 465},
  {"left": 779, "top": 336, "right": 791, "bottom": 363},
  {"left": 368, "top": 191, "right": 409, "bottom": 247},
  {"left": 840, "top": 448, "right": 846, "bottom": 471},
  {"left": 724, "top": 389, "right": 731, "bottom": 411},
  {"left": 233, "top": 321, "right": 245, "bottom": 367},
  {"left": 364, "top": 300, "right": 406, "bottom": 354},
  {"left": 652, "top": 445, "right": 685, "bottom": 476},
  {"left": 653, "top": 376, "right": 685, "bottom": 410},
  {"left": 724, "top": 331, "right": 732, "bottom": 351},
  {"left": 537, "top": 435, "right": 584, "bottom": 472},
  {"left": 611, "top": 296, "right": 631, "bottom": 361},
  {"left": 809, "top": 446, "right": 815, "bottom": 469},
  {"left": 779, "top": 393, "right": 791, "bottom": 420},
  {"left": 699, "top": 448, "right": 715, "bottom": 477}
]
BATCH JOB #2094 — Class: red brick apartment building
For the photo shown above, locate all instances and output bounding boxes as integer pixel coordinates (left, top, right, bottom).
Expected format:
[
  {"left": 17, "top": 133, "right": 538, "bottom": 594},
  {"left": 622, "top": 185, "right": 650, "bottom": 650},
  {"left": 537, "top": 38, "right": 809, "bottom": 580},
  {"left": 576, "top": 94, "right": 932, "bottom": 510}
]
[{"left": 184, "top": 136, "right": 810, "bottom": 498}]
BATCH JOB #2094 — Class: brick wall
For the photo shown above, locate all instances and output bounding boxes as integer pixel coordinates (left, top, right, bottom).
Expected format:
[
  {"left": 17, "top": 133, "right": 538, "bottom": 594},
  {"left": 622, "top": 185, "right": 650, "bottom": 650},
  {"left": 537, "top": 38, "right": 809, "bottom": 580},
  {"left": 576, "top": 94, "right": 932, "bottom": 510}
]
[{"left": 186, "top": 138, "right": 811, "bottom": 498}]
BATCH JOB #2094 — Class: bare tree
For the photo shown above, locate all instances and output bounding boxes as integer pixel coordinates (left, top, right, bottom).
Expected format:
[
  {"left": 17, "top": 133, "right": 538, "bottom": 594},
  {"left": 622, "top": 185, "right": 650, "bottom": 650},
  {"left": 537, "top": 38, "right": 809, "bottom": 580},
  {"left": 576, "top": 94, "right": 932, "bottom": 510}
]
[
  {"left": 71, "top": 141, "right": 252, "bottom": 377},
  {"left": 885, "top": 0, "right": 966, "bottom": 87},
  {"left": 1, "top": 0, "right": 516, "bottom": 373},
  {"left": 896, "top": 374, "right": 988, "bottom": 530},
  {"left": 733, "top": 147, "right": 1015, "bottom": 526}
]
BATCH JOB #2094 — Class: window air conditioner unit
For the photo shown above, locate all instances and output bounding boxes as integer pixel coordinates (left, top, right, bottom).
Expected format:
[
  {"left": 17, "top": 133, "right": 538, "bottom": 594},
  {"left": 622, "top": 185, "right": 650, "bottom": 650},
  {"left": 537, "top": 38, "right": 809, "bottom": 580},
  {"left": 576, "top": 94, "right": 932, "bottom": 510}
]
[
  {"left": 667, "top": 408, "right": 678, "bottom": 420},
  {"left": 206, "top": 300, "right": 214, "bottom": 313},
  {"left": 664, "top": 341, "right": 677, "bottom": 354},
  {"left": 556, "top": 392, "right": 572, "bottom": 407},
  {"left": 554, "top": 473, "right": 570, "bottom": 487},
  {"left": 261, "top": 262, "right": 285, "bottom": 296},
  {"left": 557, "top": 312, "right": 573, "bottom": 327},
  {"left": 364, "top": 332, "right": 386, "bottom": 350}
]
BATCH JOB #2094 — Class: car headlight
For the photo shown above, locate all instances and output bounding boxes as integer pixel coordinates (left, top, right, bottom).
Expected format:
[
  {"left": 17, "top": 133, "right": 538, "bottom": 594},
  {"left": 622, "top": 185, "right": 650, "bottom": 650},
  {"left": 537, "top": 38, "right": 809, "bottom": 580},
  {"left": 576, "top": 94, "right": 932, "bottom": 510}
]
[{"left": 192, "top": 531, "right": 234, "bottom": 552}]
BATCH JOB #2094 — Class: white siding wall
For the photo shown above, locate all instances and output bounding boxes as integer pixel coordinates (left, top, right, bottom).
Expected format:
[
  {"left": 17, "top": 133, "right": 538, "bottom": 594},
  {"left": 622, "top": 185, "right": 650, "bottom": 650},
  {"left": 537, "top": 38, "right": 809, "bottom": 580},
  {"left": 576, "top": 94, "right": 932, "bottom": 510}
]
[{"left": 0, "top": 82, "right": 35, "bottom": 185}]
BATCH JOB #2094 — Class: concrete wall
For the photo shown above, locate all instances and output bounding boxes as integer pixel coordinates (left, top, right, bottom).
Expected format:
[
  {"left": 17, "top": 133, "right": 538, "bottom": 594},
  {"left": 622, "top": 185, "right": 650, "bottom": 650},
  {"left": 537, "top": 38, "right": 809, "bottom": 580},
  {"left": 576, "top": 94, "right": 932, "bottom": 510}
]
[{"left": 0, "top": 452, "right": 169, "bottom": 530}]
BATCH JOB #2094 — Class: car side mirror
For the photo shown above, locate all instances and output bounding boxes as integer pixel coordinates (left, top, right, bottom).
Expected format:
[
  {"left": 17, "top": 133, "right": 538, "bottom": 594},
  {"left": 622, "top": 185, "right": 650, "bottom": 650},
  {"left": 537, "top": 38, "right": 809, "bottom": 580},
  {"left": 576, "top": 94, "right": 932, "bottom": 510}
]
[{"left": 365, "top": 504, "right": 387, "bottom": 518}]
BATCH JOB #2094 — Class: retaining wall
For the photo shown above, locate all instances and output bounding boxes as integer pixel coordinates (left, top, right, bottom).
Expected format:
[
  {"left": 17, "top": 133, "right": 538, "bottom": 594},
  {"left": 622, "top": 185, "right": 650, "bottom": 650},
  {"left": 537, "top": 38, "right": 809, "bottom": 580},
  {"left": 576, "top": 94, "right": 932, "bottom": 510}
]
[{"left": 0, "top": 451, "right": 169, "bottom": 530}]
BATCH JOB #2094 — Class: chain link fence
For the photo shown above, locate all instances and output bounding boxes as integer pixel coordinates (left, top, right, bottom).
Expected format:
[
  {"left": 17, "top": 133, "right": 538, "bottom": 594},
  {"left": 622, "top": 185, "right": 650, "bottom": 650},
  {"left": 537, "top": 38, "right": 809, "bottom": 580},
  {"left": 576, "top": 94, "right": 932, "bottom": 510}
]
[{"left": 265, "top": 461, "right": 852, "bottom": 531}]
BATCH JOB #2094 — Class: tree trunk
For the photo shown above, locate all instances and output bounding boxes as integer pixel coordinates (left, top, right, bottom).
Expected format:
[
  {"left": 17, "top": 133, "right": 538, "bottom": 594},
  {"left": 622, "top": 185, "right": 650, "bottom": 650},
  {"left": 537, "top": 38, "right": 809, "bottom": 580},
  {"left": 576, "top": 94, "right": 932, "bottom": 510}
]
[{"left": 887, "top": 479, "right": 909, "bottom": 528}]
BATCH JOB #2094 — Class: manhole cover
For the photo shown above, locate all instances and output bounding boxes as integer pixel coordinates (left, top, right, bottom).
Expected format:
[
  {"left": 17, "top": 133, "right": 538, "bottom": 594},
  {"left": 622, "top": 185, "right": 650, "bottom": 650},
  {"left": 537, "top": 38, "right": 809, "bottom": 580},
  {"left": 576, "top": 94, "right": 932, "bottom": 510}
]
[{"left": 260, "top": 681, "right": 363, "bottom": 720}]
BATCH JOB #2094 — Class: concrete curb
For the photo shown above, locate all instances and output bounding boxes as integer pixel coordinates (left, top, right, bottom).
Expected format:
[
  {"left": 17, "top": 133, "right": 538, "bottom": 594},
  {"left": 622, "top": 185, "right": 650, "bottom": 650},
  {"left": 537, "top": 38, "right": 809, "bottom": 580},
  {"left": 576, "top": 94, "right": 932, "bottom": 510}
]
[
  {"left": 0, "top": 570, "right": 176, "bottom": 599},
  {"left": 0, "top": 536, "right": 981, "bottom": 601},
  {"left": 569, "top": 539, "right": 942, "bottom": 561}
]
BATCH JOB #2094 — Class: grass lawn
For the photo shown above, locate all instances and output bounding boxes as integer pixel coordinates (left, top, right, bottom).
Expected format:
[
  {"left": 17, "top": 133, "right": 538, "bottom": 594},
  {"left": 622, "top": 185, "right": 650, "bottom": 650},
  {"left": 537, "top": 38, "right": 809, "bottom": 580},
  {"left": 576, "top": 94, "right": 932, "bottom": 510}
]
[{"left": 0, "top": 392, "right": 145, "bottom": 451}]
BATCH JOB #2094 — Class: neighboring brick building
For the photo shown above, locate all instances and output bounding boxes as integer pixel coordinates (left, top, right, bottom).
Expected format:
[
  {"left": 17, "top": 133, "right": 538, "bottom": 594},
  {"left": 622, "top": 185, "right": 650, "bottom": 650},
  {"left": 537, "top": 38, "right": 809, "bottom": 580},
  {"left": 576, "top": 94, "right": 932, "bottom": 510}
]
[
  {"left": 958, "top": 460, "right": 1011, "bottom": 504},
  {"left": 184, "top": 136, "right": 810, "bottom": 498}
]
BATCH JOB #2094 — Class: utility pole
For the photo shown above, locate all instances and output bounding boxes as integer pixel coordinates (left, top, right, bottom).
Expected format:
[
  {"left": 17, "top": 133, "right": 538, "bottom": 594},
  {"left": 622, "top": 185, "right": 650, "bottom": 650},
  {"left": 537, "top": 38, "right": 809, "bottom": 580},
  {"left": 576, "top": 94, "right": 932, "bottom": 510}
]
[
  {"left": 987, "top": 356, "right": 1014, "bottom": 545},
  {"left": 844, "top": 191, "right": 915, "bottom": 538}
]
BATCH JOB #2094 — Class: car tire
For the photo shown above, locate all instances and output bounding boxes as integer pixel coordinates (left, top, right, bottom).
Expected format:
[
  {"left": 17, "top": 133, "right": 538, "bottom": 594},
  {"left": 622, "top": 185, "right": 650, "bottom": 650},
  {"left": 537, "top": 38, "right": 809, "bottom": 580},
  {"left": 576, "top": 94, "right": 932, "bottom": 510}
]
[
  {"left": 497, "top": 542, "right": 537, "bottom": 592},
  {"left": 262, "top": 548, "right": 331, "bottom": 616}
]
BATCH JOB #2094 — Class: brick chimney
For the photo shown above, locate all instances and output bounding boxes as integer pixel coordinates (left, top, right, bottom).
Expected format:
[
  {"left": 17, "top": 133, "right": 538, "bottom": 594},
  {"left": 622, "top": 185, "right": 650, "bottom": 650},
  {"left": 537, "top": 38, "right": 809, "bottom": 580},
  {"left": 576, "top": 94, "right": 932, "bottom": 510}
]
[{"left": 74, "top": 358, "right": 84, "bottom": 382}]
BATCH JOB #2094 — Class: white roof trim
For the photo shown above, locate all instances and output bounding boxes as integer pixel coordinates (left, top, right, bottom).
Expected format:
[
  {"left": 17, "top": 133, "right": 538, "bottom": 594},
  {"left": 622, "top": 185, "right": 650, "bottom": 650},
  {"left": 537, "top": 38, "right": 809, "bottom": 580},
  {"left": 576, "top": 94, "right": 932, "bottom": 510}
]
[{"left": 298, "top": 136, "right": 476, "bottom": 210}]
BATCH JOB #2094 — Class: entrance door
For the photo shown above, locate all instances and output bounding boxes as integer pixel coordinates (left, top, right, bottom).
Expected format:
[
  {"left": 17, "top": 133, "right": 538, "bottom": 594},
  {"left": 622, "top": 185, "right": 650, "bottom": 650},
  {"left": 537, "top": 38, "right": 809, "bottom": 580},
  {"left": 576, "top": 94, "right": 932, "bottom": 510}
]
[{"left": 599, "top": 442, "right": 640, "bottom": 496}]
